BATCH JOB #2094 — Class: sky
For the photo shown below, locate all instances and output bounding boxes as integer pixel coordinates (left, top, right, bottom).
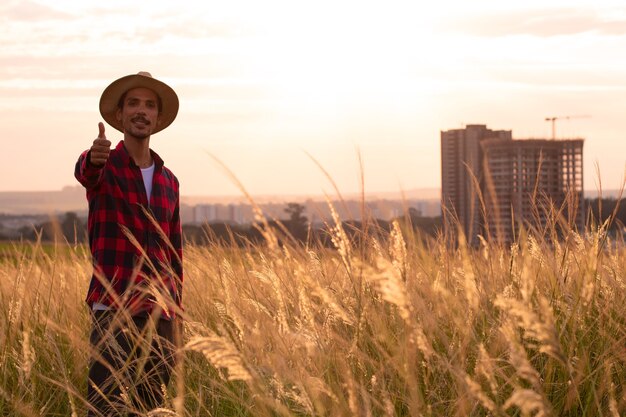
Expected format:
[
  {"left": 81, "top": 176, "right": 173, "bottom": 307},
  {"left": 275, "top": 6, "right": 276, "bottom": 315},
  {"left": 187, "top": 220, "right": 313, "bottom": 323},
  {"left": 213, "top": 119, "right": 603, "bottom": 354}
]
[{"left": 1, "top": 0, "right": 626, "bottom": 197}]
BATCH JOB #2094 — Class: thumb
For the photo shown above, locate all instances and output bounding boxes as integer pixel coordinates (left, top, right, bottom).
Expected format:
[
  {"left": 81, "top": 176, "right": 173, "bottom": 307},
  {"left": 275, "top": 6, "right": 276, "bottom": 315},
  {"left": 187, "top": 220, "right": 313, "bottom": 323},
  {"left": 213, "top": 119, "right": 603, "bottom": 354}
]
[{"left": 98, "top": 122, "right": 106, "bottom": 139}]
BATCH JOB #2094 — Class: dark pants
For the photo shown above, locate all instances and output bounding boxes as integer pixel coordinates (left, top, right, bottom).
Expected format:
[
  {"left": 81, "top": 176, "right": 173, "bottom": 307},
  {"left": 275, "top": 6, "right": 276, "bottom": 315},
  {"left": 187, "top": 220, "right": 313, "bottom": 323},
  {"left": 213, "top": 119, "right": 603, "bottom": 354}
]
[{"left": 87, "top": 310, "right": 180, "bottom": 417}]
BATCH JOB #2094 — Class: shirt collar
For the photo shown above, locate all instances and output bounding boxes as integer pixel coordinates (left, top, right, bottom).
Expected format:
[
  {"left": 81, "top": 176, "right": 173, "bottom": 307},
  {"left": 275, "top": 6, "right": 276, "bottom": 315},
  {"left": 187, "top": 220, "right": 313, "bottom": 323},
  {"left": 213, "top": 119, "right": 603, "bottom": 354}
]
[{"left": 114, "top": 140, "right": 164, "bottom": 169}]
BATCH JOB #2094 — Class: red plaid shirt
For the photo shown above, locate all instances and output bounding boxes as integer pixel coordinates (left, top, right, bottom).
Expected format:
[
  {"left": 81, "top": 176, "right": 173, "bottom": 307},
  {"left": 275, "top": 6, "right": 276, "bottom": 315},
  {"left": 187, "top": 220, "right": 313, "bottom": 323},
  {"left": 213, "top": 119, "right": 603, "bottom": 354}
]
[{"left": 75, "top": 140, "right": 183, "bottom": 319}]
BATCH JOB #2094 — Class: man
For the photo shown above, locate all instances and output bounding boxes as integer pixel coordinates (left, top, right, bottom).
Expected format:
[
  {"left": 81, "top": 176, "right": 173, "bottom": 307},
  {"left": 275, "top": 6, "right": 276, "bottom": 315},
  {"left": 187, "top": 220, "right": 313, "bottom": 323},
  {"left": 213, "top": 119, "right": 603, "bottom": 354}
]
[{"left": 75, "top": 71, "right": 183, "bottom": 416}]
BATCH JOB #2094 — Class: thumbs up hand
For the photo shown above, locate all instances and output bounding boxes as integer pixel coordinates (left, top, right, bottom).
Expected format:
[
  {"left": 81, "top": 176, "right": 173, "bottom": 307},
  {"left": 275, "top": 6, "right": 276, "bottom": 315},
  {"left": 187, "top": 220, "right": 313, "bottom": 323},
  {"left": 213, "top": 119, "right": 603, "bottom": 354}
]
[{"left": 89, "top": 122, "right": 111, "bottom": 167}]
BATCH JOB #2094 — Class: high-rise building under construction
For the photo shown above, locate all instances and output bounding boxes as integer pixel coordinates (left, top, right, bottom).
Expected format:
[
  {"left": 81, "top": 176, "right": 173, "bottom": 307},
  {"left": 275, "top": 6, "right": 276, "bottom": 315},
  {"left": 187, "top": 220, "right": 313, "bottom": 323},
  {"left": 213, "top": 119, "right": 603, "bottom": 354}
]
[{"left": 441, "top": 124, "right": 584, "bottom": 244}]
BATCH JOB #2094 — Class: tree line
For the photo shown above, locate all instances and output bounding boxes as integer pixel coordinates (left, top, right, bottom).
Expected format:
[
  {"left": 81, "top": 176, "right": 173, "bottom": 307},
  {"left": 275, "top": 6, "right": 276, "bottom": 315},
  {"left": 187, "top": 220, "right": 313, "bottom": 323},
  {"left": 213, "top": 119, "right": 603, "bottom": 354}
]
[
  {"left": 5, "top": 203, "right": 443, "bottom": 246},
  {"left": 4, "top": 198, "right": 625, "bottom": 245}
]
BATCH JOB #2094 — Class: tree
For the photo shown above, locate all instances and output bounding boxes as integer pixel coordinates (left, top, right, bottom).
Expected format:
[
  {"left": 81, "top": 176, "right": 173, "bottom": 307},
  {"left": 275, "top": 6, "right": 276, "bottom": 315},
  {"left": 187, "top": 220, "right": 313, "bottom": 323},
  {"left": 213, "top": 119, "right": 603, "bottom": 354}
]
[
  {"left": 284, "top": 202, "right": 308, "bottom": 242},
  {"left": 61, "top": 212, "right": 87, "bottom": 243}
]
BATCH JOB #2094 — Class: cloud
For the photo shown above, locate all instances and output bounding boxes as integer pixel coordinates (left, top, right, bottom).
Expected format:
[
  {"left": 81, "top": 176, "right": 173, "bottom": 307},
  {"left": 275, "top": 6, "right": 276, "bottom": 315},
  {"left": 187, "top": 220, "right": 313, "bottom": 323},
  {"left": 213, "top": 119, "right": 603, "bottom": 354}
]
[
  {"left": 0, "top": 54, "right": 244, "bottom": 83},
  {"left": 449, "top": 8, "right": 626, "bottom": 38},
  {"left": 133, "top": 19, "right": 245, "bottom": 44},
  {"left": 481, "top": 66, "right": 626, "bottom": 92},
  {"left": 79, "top": 5, "right": 250, "bottom": 44},
  {"left": 0, "top": 0, "right": 72, "bottom": 22}
]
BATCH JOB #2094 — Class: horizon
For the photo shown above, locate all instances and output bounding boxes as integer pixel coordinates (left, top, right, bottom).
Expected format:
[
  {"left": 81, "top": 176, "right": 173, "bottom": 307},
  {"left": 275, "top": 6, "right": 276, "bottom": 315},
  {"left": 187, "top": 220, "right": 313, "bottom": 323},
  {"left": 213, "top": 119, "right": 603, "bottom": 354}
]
[
  {"left": 0, "top": 183, "right": 622, "bottom": 199},
  {"left": 2, "top": 0, "right": 626, "bottom": 195}
]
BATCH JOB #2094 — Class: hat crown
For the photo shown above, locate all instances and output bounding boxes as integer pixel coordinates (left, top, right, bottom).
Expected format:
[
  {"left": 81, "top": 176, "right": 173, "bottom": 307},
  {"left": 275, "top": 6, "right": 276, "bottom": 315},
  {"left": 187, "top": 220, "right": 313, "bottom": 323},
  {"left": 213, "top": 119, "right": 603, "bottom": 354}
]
[{"left": 137, "top": 71, "right": 152, "bottom": 78}]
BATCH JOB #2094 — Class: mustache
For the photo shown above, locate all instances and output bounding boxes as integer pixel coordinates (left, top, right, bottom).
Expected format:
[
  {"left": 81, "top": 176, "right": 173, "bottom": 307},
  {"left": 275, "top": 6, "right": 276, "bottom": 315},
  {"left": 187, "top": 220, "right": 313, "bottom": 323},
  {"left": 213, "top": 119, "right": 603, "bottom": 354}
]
[{"left": 131, "top": 116, "right": 150, "bottom": 124}]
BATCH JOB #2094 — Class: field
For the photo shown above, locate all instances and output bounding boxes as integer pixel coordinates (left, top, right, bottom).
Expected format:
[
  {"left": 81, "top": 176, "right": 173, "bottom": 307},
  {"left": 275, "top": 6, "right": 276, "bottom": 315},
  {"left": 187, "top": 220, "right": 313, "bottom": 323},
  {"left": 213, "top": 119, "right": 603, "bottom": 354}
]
[{"left": 0, "top": 214, "right": 625, "bottom": 416}]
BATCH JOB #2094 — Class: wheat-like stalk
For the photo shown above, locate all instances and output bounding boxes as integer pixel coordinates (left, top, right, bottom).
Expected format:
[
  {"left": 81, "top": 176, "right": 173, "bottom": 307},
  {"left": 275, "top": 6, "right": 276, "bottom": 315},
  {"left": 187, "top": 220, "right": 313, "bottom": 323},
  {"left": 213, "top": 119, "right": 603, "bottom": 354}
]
[{"left": 1, "top": 205, "right": 625, "bottom": 416}]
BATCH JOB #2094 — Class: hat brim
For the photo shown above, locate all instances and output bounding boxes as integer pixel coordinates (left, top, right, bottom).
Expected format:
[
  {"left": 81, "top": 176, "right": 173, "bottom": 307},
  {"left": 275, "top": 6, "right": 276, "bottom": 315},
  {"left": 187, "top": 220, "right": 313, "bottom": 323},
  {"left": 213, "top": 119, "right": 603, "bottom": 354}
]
[{"left": 99, "top": 73, "right": 179, "bottom": 134}]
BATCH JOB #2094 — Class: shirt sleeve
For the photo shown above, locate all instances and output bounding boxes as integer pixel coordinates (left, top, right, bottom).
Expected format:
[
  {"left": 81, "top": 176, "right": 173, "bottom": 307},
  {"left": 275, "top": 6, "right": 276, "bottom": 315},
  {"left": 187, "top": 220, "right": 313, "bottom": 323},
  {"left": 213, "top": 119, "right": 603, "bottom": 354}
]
[
  {"left": 170, "top": 192, "right": 184, "bottom": 307},
  {"left": 74, "top": 150, "right": 105, "bottom": 189}
]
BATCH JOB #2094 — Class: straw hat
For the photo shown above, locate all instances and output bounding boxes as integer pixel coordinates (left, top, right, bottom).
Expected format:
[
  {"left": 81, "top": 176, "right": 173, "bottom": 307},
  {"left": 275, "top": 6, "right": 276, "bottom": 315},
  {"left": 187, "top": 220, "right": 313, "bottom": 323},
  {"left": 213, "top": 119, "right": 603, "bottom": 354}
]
[{"left": 99, "top": 71, "right": 179, "bottom": 134}]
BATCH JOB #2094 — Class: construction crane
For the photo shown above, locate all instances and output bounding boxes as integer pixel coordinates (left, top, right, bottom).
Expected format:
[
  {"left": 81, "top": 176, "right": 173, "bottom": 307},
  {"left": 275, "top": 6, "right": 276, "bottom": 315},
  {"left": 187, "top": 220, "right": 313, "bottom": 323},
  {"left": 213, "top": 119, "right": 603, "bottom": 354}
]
[{"left": 545, "top": 115, "right": 590, "bottom": 139}]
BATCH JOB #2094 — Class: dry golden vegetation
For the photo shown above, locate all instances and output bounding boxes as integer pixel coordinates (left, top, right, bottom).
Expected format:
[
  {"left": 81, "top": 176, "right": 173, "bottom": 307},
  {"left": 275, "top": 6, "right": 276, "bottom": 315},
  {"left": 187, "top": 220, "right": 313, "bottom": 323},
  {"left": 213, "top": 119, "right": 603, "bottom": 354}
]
[{"left": 0, "top": 211, "right": 625, "bottom": 416}]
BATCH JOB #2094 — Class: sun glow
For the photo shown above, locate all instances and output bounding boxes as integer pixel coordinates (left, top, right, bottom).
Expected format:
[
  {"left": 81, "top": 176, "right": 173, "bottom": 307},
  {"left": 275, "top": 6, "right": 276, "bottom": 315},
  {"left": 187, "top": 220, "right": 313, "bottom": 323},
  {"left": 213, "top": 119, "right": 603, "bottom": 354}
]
[
  {"left": 2, "top": 0, "right": 626, "bottom": 194},
  {"left": 245, "top": 2, "right": 439, "bottom": 101}
]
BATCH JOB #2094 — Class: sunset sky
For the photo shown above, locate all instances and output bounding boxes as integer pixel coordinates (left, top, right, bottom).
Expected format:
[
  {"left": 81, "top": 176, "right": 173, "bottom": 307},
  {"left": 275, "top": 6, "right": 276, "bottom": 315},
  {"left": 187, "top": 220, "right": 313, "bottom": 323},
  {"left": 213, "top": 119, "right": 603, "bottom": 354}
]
[{"left": 1, "top": 0, "right": 626, "bottom": 197}]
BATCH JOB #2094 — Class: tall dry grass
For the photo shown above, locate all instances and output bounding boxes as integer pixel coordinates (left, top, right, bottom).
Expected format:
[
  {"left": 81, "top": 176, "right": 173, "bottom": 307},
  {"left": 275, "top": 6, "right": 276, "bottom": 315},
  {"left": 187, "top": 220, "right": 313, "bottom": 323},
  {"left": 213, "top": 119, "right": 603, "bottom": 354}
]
[{"left": 0, "top": 206, "right": 625, "bottom": 416}]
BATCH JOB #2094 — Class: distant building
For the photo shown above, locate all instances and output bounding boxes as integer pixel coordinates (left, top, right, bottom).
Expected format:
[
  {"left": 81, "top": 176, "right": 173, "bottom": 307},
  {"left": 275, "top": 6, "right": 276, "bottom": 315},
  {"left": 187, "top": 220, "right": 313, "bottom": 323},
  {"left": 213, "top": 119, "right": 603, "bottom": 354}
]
[
  {"left": 194, "top": 204, "right": 218, "bottom": 224},
  {"left": 184, "top": 199, "right": 441, "bottom": 227},
  {"left": 482, "top": 138, "right": 584, "bottom": 243},
  {"left": 441, "top": 125, "right": 512, "bottom": 245},
  {"left": 180, "top": 204, "right": 195, "bottom": 224},
  {"left": 191, "top": 203, "right": 252, "bottom": 225},
  {"left": 441, "top": 125, "right": 584, "bottom": 244}
]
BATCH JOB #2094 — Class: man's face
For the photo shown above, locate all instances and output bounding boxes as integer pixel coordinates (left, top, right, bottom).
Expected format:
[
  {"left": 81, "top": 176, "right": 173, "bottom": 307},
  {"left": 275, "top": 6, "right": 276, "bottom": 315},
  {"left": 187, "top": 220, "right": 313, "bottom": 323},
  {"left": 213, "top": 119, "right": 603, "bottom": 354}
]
[{"left": 116, "top": 87, "right": 161, "bottom": 139}]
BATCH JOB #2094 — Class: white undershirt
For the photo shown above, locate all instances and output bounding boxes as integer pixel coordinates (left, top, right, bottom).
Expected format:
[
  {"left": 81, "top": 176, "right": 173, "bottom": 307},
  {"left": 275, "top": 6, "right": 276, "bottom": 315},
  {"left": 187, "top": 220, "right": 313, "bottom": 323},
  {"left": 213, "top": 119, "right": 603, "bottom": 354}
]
[
  {"left": 141, "top": 162, "right": 155, "bottom": 202},
  {"left": 92, "top": 162, "right": 156, "bottom": 312}
]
